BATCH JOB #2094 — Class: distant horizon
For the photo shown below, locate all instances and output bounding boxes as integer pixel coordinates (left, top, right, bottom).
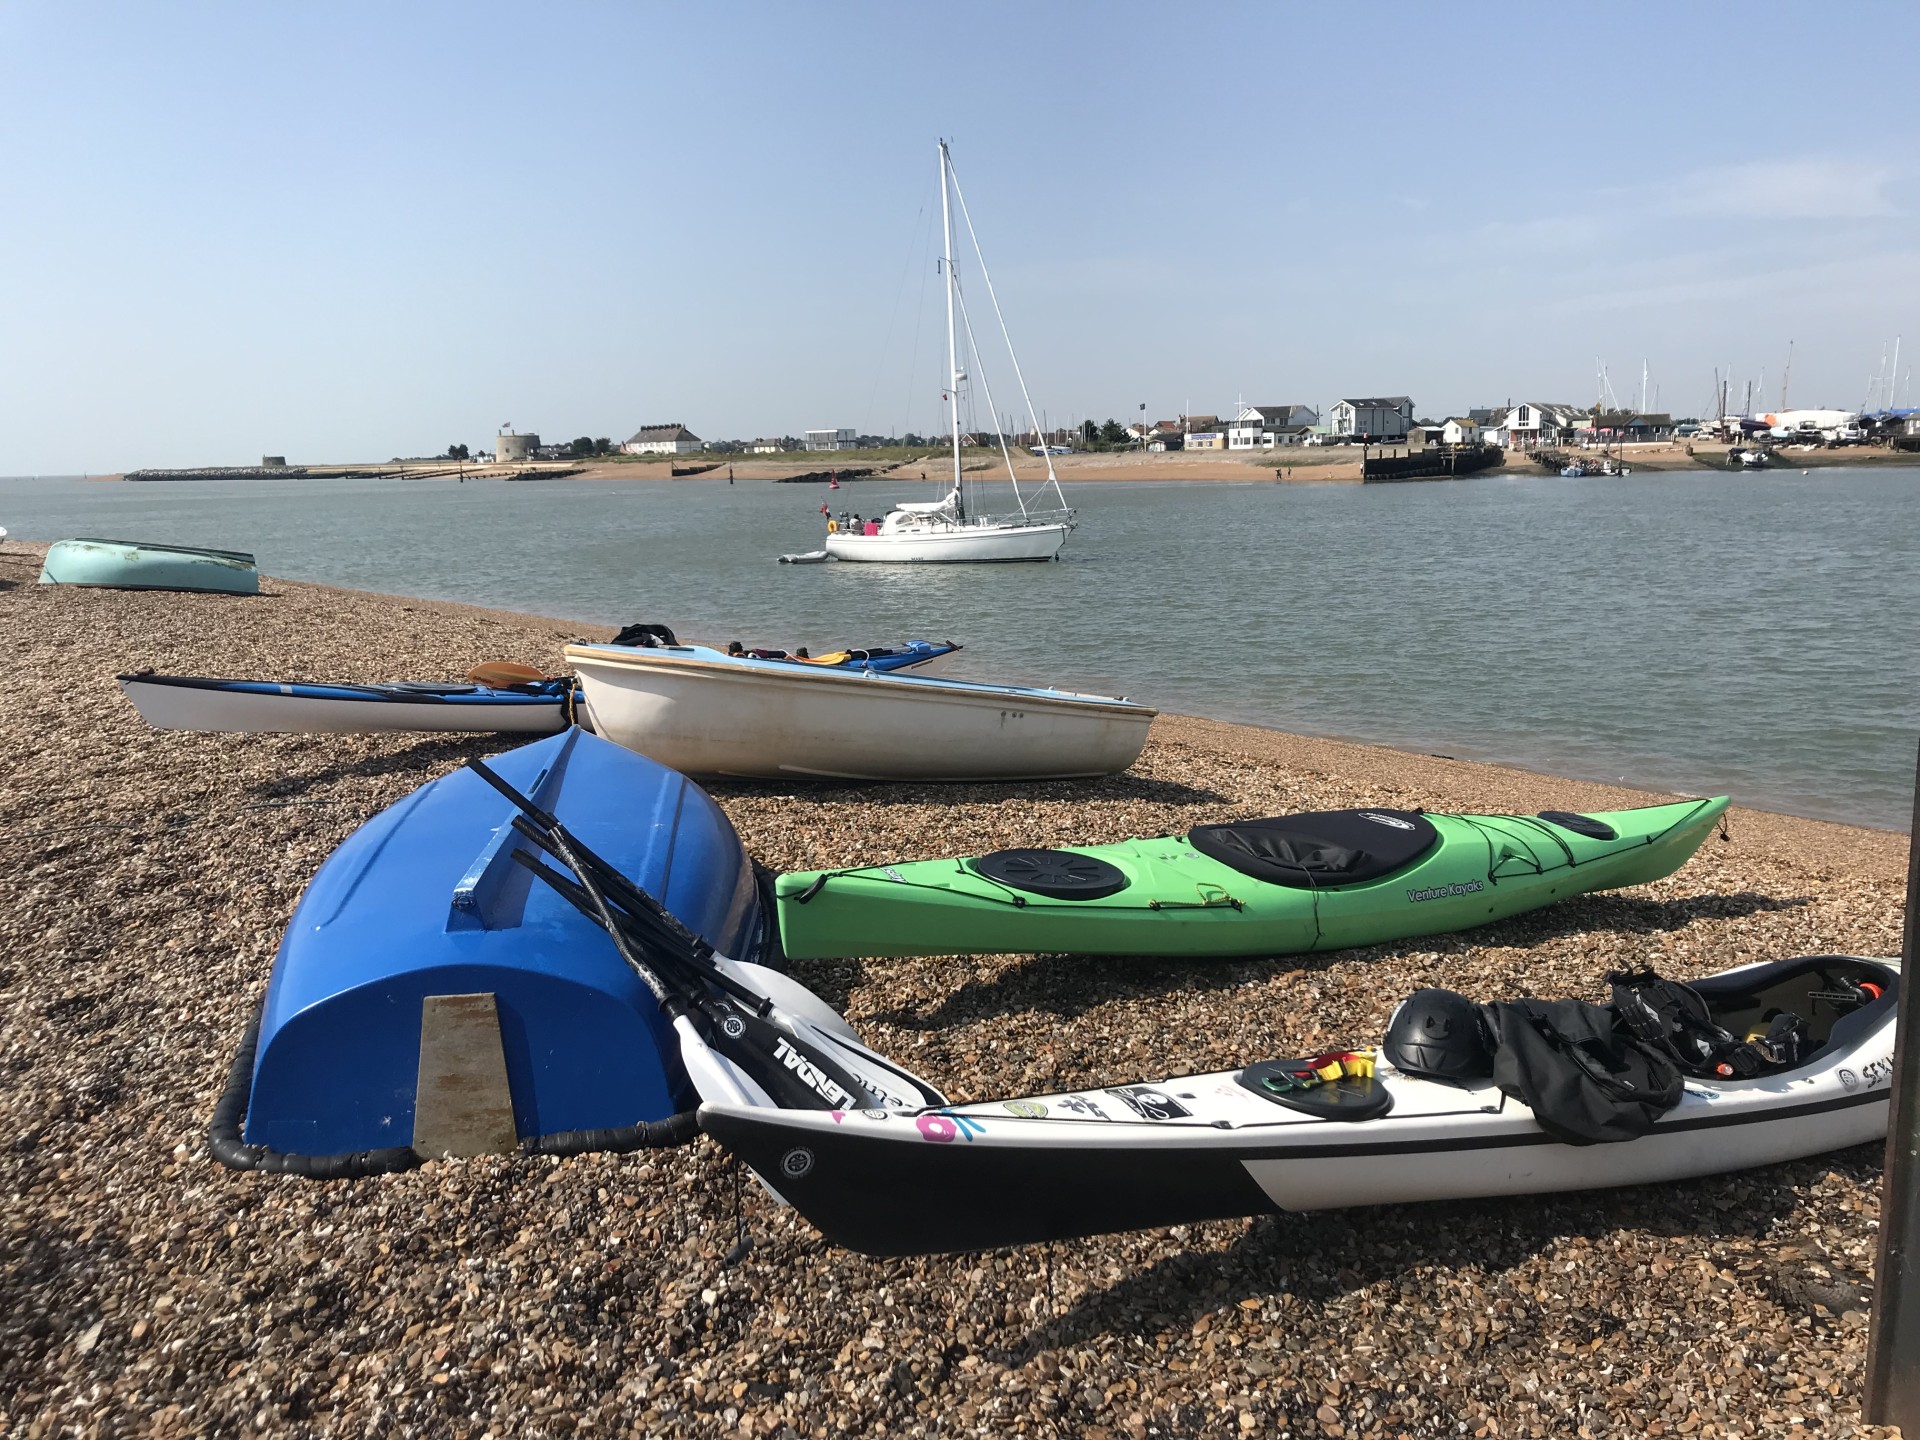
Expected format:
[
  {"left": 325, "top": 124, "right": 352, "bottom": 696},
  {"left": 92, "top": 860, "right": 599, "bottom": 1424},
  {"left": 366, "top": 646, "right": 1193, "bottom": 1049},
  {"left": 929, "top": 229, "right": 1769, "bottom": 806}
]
[{"left": 2, "top": 1, "right": 1914, "bottom": 474}]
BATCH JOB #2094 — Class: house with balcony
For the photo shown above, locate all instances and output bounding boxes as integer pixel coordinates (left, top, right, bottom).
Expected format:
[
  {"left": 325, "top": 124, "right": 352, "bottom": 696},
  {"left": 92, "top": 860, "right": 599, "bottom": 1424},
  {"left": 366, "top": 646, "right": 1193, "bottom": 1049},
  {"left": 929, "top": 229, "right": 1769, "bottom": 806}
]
[
  {"left": 1499, "top": 402, "right": 1586, "bottom": 448},
  {"left": 1328, "top": 397, "right": 1414, "bottom": 440},
  {"left": 1227, "top": 404, "right": 1319, "bottom": 449}
]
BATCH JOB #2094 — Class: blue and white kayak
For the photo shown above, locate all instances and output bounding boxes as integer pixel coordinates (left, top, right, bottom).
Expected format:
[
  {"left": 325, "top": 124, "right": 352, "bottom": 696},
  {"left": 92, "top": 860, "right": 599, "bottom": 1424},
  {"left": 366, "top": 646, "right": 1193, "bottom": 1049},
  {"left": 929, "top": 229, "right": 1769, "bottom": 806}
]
[
  {"left": 118, "top": 673, "right": 577, "bottom": 734},
  {"left": 40, "top": 537, "right": 259, "bottom": 595},
  {"left": 224, "top": 727, "right": 774, "bottom": 1167}
]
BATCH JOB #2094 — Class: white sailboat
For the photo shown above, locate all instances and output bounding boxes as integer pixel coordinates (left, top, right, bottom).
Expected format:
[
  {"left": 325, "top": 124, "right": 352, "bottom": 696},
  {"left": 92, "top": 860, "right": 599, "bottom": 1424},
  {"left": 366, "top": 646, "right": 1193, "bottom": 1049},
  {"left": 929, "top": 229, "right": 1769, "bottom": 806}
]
[{"left": 823, "top": 140, "right": 1074, "bottom": 564}]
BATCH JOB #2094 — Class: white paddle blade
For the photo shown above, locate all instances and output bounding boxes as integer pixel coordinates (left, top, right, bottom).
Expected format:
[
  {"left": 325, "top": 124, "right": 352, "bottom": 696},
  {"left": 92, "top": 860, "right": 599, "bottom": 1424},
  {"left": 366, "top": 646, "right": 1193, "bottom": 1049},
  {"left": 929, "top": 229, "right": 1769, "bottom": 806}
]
[
  {"left": 672, "top": 1015, "right": 773, "bottom": 1108},
  {"left": 708, "top": 955, "right": 944, "bottom": 1107},
  {"left": 716, "top": 956, "right": 862, "bottom": 1043}
]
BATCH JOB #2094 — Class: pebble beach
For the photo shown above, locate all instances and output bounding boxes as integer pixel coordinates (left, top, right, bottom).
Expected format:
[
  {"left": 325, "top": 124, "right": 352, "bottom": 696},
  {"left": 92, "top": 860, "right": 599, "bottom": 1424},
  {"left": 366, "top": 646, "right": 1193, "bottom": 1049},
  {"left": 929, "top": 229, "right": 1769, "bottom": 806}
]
[{"left": 1, "top": 539, "right": 1909, "bottom": 1439}]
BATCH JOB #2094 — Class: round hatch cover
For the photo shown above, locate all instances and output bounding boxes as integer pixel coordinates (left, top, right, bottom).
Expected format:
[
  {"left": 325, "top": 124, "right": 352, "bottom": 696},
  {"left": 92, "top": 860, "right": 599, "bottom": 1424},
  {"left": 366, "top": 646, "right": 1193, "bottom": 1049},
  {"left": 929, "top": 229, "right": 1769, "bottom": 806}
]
[
  {"left": 969, "top": 848, "right": 1130, "bottom": 900},
  {"left": 1537, "top": 810, "right": 1619, "bottom": 841}
]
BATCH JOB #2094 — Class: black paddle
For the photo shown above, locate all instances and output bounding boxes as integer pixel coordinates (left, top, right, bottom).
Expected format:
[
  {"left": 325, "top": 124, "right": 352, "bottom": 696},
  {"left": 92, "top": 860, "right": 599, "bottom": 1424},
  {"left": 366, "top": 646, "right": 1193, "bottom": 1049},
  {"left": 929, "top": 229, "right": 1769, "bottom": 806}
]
[{"left": 464, "top": 758, "right": 907, "bottom": 1113}]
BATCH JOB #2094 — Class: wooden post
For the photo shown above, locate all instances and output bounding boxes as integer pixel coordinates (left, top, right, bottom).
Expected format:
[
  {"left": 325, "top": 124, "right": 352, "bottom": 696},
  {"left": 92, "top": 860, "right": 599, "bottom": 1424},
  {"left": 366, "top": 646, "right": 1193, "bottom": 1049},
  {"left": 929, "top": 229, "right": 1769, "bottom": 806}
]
[{"left": 1866, "top": 736, "right": 1920, "bottom": 1423}]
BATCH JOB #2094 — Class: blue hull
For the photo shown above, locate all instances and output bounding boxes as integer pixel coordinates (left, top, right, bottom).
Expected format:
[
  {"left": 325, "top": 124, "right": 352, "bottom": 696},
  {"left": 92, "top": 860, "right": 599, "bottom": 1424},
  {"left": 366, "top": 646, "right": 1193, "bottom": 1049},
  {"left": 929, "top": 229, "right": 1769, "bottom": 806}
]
[{"left": 243, "top": 728, "right": 765, "bottom": 1156}]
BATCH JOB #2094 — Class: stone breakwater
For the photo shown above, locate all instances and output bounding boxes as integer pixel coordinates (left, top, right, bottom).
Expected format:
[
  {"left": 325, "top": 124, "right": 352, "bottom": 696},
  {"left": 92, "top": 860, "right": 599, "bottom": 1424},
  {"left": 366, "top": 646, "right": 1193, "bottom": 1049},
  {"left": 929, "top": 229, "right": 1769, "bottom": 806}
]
[{"left": 0, "top": 540, "right": 1907, "bottom": 1438}]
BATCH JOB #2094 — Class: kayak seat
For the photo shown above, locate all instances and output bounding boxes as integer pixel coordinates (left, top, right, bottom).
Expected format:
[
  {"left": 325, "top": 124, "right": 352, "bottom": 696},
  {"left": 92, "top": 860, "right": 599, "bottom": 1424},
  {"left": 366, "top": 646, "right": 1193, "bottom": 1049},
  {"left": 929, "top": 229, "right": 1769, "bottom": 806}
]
[
  {"left": 1237, "top": 1056, "right": 1394, "bottom": 1121},
  {"left": 1538, "top": 810, "right": 1618, "bottom": 841},
  {"left": 1188, "top": 808, "right": 1439, "bottom": 889},
  {"left": 969, "top": 848, "right": 1130, "bottom": 901}
]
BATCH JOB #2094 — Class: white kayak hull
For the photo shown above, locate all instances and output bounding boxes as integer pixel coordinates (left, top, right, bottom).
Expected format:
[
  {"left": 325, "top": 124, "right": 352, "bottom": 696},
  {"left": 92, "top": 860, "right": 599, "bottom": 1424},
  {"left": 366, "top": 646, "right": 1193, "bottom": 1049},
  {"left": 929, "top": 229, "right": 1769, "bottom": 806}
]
[
  {"left": 700, "top": 955, "right": 1899, "bottom": 1255},
  {"left": 823, "top": 521, "right": 1068, "bottom": 564},
  {"left": 565, "top": 642, "right": 1154, "bottom": 780},
  {"left": 118, "top": 676, "right": 571, "bottom": 734}
]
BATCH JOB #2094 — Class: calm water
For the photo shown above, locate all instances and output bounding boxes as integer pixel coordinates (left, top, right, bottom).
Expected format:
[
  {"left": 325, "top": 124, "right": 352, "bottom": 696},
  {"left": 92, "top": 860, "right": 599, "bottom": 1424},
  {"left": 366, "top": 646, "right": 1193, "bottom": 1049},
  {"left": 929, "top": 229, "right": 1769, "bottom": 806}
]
[{"left": 4, "top": 468, "right": 1916, "bottom": 829}]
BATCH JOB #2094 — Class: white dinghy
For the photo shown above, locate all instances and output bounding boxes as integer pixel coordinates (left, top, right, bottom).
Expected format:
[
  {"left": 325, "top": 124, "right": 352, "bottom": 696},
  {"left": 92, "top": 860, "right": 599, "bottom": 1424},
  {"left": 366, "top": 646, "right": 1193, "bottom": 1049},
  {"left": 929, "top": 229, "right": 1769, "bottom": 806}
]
[
  {"left": 700, "top": 954, "right": 1899, "bottom": 1255},
  {"left": 565, "top": 641, "right": 1154, "bottom": 780}
]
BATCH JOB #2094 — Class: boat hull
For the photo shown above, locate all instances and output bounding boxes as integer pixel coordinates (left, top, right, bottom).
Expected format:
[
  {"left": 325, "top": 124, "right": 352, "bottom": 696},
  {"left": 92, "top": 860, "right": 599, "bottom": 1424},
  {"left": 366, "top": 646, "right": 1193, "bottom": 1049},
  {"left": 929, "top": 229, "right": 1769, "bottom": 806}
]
[
  {"left": 39, "top": 537, "right": 259, "bottom": 595},
  {"left": 823, "top": 522, "right": 1068, "bottom": 563},
  {"left": 119, "top": 675, "right": 572, "bottom": 733},
  {"left": 777, "top": 798, "right": 1730, "bottom": 958},
  {"left": 245, "top": 728, "right": 766, "bottom": 1157},
  {"left": 566, "top": 642, "right": 1154, "bottom": 781},
  {"left": 700, "top": 955, "right": 1898, "bottom": 1255}
]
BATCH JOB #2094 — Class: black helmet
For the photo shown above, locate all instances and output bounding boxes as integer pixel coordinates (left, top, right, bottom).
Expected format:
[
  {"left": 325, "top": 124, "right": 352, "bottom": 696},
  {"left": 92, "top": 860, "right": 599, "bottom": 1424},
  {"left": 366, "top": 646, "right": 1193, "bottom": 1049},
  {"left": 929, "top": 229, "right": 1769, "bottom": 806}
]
[{"left": 1384, "top": 988, "right": 1494, "bottom": 1084}]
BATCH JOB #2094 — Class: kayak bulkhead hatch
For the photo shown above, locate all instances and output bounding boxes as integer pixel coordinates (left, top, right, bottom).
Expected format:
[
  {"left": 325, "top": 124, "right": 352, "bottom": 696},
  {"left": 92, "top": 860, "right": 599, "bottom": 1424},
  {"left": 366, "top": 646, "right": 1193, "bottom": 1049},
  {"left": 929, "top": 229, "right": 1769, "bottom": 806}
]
[{"left": 234, "top": 728, "right": 769, "bottom": 1165}]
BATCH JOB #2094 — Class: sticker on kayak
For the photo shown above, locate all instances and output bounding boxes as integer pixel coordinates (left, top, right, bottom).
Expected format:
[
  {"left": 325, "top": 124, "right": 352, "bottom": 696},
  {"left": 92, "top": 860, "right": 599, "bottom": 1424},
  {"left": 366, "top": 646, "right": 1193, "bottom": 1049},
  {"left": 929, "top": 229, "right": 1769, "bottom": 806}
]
[
  {"left": 1407, "top": 880, "right": 1485, "bottom": 903},
  {"left": 1360, "top": 812, "right": 1417, "bottom": 830},
  {"left": 917, "top": 1111, "right": 986, "bottom": 1143},
  {"left": 1055, "top": 1095, "right": 1111, "bottom": 1120},
  {"left": 1105, "top": 1086, "right": 1192, "bottom": 1121},
  {"left": 1002, "top": 1100, "right": 1048, "bottom": 1118},
  {"left": 884, "top": 866, "right": 907, "bottom": 882}
]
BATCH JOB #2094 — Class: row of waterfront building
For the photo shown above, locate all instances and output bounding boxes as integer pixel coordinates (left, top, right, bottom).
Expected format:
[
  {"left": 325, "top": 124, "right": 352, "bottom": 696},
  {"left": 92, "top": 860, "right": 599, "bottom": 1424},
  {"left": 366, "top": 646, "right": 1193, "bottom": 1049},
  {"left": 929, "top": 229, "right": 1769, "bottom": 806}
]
[{"left": 486, "top": 401, "right": 1724, "bottom": 465}]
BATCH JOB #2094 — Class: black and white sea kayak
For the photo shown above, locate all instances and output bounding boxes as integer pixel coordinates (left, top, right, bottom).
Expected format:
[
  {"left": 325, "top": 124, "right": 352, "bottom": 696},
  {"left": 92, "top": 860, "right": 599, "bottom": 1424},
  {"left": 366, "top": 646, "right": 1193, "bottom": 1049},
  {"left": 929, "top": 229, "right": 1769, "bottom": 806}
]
[{"left": 699, "top": 954, "right": 1898, "bottom": 1256}]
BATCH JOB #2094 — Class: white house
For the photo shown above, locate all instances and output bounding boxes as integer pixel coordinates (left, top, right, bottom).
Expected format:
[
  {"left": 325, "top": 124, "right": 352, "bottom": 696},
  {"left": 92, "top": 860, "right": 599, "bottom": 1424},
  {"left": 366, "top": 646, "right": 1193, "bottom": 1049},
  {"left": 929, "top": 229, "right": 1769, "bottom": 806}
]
[
  {"left": 1328, "top": 397, "right": 1414, "bottom": 440},
  {"left": 805, "top": 428, "right": 857, "bottom": 451},
  {"left": 1227, "top": 404, "right": 1319, "bottom": 449},
  {"left": 1185, "top": 430, "right": 1227, "bottom": 451},
  {"left": 623, "top": 423, "right": 703, "bottom": 455},
  {"left": 1440, "top": 418, "right": 1483, "bottom": 446},
  {"left": 749, "top": 438, "right": 785, "bottom": 453},
  {"left": 1500, "top": 402, "right": 1585, "bottom": 448}
]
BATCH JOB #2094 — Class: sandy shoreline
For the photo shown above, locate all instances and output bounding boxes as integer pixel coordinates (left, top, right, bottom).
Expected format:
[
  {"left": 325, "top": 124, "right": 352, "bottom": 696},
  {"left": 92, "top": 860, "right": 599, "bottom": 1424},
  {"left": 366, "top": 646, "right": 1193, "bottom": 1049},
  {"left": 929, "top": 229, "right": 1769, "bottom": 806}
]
[{"left": 1, "top": 543, "right": 1907, "bottom": 1437}]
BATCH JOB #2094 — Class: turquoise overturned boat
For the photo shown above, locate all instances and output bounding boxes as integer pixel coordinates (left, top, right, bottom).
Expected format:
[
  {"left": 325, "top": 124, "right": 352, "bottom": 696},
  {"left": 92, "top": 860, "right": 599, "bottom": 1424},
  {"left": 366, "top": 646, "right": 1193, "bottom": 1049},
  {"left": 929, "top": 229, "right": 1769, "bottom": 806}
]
[
  {"left": 39, "top": 537, "right": 259, "bottom": 595},
  {"left": 210, "top": 727, "right": 774, "bottom": 1175}
]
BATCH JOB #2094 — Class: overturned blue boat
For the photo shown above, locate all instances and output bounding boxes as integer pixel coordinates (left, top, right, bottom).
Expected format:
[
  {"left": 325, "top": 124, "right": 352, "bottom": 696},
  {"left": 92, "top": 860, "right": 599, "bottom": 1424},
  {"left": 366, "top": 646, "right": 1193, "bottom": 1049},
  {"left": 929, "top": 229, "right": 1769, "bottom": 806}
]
[{"left": 211, "top": 727, "right": 772, "bottom": 1176}]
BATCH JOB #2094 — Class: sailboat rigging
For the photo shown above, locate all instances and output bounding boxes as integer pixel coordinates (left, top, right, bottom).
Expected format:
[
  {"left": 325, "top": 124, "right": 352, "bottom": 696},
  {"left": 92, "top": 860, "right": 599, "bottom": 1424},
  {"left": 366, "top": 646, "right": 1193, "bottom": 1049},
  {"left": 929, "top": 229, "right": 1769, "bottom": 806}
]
[{"left": 819, "top": 139, "right": 1075, "bottom": 564}]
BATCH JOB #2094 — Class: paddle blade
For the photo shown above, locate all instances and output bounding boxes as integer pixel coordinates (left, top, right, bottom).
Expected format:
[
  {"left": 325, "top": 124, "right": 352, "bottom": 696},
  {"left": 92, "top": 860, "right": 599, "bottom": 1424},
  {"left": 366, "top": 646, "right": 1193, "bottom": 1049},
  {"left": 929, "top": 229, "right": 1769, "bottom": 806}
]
[
  {"left": 673, "top": 1015, "right": 772, "bottom": 1108},
  {"left": 467, "top": 660, "right": 551, "bottom": 687}
]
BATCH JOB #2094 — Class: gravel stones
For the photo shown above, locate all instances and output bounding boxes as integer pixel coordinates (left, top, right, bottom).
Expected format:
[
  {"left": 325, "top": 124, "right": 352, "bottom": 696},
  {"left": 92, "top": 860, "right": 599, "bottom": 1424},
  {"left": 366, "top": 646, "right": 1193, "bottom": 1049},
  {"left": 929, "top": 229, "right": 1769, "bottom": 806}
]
[{"left": 0, "top": 542, "right": 1906, "bottom": 1438}]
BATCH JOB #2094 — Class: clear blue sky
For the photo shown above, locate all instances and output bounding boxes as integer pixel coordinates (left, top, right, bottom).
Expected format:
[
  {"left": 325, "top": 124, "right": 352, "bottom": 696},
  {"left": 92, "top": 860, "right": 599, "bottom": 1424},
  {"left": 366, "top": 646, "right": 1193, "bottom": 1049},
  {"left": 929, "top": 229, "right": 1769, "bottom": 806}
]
[{"left": 3, "top": 1, "right": 1914, "bottom": 472}]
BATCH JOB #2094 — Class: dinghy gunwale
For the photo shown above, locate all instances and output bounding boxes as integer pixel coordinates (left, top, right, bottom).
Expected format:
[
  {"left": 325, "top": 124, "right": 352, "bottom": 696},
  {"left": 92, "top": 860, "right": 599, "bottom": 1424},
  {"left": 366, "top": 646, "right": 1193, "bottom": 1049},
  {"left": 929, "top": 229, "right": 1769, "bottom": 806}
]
[{"left": 565, "top": 642, "right": 1155, "bottom": 718}]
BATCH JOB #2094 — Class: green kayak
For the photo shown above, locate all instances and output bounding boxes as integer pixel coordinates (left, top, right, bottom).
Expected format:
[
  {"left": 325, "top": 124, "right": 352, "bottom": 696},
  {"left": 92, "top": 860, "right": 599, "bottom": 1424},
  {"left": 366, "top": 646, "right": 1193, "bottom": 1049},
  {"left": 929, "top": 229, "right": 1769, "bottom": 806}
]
[{"left": 776, "top": 797, "right": 1730, "bottom": 959}]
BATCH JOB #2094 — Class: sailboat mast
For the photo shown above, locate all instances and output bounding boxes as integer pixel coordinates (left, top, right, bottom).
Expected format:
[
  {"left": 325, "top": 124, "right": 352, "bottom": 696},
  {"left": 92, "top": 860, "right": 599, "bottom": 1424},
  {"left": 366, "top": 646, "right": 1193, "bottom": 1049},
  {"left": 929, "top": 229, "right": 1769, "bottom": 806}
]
[{"left": 940, "top": 140, "right": 963, "bottom": 517}]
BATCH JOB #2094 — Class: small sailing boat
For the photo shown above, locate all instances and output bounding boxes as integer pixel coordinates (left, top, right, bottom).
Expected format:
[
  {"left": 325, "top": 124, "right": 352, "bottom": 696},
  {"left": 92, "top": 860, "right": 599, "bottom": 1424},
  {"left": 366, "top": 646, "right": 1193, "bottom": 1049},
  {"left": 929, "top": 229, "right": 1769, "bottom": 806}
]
[{"left": 820, "top": 140, "right": 1074, "bottom": 565}]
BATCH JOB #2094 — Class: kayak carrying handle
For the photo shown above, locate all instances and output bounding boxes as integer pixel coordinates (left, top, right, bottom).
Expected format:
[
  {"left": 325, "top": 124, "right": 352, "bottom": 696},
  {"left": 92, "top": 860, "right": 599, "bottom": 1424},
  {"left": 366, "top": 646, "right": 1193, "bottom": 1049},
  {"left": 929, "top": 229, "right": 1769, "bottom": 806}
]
[{"left": 789, "top": 874, "right": 831, "bottom": 905}]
